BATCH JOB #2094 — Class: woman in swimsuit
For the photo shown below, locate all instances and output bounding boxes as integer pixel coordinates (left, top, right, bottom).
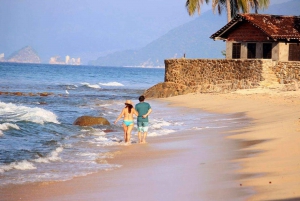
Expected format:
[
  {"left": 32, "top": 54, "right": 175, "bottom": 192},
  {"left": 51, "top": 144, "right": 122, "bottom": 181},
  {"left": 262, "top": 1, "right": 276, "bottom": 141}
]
[{"left": 114, "top": 100, "right": 138, "bottom": 143}]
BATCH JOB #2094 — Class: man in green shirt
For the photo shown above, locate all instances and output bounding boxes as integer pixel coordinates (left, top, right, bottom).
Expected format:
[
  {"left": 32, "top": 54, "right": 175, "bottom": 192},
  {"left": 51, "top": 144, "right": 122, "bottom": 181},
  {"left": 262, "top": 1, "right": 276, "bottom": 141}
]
[{"left": 135, "top": 95, "right": 152, "bottom": 143}]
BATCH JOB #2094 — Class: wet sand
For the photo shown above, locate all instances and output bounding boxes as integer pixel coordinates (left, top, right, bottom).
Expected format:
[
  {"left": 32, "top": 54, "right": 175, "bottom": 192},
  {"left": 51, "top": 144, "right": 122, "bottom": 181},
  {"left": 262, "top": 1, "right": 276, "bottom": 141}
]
[
  {"left": 1, "top": 87, "right": 300, "bottom": 201},
  {"left": 0, "top": 109, "right": 249, "bottom": 201}
]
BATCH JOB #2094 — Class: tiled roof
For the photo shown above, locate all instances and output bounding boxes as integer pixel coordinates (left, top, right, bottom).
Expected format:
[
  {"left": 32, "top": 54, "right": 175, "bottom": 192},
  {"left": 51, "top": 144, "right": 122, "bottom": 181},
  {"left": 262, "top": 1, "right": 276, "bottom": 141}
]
[{"left": 210, "top": 14, "right": 300, "bottom": 41}]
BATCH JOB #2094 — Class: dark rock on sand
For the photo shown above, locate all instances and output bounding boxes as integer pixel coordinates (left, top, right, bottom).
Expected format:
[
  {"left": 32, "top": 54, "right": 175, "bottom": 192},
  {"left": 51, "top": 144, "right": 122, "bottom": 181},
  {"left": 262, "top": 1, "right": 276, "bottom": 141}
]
[
  {"left": 143, "top": 82, "right": 196, "bottom": 98},
  {"left": 73, "top": 116, "right": 110, "bottom": 126}
]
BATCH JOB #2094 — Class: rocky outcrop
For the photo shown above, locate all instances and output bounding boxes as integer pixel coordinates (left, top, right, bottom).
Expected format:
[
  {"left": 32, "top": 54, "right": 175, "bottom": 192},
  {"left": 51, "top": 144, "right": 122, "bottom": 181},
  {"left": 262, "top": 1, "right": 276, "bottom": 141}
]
[
  {"left": 0, "top": 91, "right": 56, "bottom": 97},
  {"left": 7, "top": 46, "right": 41, "bottom": 64},
  {"left": 144, "top": 82, "right": 196, "bottom": 98},
  {"left": 73, "top": 116, "right": 110, "bottom": 126}
]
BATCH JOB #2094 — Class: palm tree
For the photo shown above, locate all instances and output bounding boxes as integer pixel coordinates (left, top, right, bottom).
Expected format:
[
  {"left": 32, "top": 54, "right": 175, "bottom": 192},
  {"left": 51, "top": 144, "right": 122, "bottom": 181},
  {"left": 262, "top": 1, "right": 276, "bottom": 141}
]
[{"left": 186, "top": 0, "right": 270, "bottom": 22}]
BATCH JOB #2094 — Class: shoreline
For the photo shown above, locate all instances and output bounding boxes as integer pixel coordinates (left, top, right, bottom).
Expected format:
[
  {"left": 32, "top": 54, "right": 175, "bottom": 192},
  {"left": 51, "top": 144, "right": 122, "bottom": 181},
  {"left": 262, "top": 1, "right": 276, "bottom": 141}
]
[
  {"left": 1, "top": 88, "right": 300, "bottom": 200},
  {"left": 0, "top": 101, "right": 250, "bottom": 201}
]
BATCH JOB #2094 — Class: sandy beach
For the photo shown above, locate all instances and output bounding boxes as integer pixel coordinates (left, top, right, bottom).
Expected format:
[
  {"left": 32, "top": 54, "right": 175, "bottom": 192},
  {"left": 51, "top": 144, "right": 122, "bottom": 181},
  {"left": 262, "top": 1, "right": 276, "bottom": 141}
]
[
  {"left": 1, "top": 87, "right": 300, "bottom": 201},
  {"left": 163, "top": 87, "right": 300, "bottom": 201}
]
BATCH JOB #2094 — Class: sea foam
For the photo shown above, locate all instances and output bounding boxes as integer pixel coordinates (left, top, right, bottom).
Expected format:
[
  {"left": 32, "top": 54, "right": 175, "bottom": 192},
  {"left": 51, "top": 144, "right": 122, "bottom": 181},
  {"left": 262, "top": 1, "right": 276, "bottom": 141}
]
[
  {"left": 0, "top": 102, "right": 59, "bottom": 124},
  {"left": 99, "top": 82, "right": 124, "bottom": 86},
  {"left": 0, "top": 123, "right": 20, "bottom": 135},
  {"left": 151, "top": 119, "right": 172, "bottom": 129},
  {"left": 81, "top": 82, "right": 101, "bottom": 89},
  {"left": 0, "top": 160, "right": 36, "bottom": 174},
  {"left": 34, "top": 147, "right": 63, "bottom": 163}
]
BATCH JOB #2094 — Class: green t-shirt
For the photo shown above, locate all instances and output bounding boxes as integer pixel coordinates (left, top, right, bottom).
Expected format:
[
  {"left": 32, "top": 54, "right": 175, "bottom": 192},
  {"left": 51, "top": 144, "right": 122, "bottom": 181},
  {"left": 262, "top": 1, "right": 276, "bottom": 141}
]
[{"left": 135, "top": 102, "right": 151, "bottom": 122}]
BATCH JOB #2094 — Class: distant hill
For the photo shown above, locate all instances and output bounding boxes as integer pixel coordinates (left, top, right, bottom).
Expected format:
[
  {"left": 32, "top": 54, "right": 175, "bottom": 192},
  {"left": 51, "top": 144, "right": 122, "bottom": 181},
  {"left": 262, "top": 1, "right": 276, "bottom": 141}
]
[
  {"left": 7, "top": 46, "right": 41, "bottom": 64},
  {"left": 0, "top": 0, "right": 198, "bottom": 64},
  {"left": 90, "top": 0, "right": 300, "bottom": 67},
  {"left": 261, "top": 0, "right": 300, "bottom": 15},
  {"left": 89, "top": 12, "right": 227, "bottom": 67}
]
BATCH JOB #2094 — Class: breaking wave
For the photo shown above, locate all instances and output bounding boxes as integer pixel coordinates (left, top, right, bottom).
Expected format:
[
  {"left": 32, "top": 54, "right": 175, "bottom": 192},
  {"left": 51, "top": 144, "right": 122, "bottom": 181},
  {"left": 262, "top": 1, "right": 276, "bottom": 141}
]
[
  {"left": 99, "top": 82, "right": 124, "bottom": 86},
  {"left": 0, "top": 102, "right": 59, "bottom": 124}
]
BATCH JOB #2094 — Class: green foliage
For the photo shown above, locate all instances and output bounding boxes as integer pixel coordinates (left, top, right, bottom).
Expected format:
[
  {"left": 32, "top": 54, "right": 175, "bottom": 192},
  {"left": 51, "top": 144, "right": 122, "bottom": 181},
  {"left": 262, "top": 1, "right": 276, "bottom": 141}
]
[
  {"left": 186, "top": 0, "right": 270, "bottom": 21},
  {"left": 221, "top": 50, "right": 226, "bottom": 57}
]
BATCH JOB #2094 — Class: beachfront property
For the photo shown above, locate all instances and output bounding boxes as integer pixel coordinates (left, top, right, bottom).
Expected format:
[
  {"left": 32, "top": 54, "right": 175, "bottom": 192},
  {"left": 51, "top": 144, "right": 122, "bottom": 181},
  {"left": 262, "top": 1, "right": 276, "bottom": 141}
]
[
  {"left": 145, "top": 14, "right": 300, "bottom": 97},
  {"left": 210, "top": 14, "right": 300, "bottom": 61}
]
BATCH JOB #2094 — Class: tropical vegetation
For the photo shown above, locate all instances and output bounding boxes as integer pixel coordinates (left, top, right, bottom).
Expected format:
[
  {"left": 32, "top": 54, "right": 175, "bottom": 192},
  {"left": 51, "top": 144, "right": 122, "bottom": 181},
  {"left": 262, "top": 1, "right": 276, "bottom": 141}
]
[{"left": 186, "top": 0, "right": 270, "bottom": 22}]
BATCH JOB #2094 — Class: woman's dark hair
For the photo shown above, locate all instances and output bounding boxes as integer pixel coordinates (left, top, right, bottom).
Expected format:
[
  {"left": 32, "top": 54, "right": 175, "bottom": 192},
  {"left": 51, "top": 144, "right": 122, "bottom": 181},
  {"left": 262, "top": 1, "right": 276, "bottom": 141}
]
[{"left": 125, "top": 103, "right": 133, "bottom": 113}]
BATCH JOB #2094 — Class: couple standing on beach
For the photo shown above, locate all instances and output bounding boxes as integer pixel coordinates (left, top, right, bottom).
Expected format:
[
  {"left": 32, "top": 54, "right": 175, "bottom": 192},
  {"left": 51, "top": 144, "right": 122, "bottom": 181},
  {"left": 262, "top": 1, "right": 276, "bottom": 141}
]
[{"left": 114, "top": 95, "right": 152, "bottom": 144}]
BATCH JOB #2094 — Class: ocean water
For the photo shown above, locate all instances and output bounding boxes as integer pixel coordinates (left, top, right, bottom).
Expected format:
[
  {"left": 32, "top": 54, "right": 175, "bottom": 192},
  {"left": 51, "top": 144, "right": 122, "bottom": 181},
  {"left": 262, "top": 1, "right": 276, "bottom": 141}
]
[{"left": 0, "top": 62, "right": 248, "bottom": 186}]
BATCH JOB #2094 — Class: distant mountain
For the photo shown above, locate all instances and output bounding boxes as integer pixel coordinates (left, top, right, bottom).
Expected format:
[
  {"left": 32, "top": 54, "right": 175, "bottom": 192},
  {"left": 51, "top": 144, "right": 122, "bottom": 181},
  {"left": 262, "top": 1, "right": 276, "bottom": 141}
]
[
  {"left": 89, "top": 12, "right": 227, "bottom": 67},
  {"left": 261, "top": 0, "right": 300, "bottom": 15},
  {"left": 90, "top": 0, "right": 300, "bottom": 67},
  {"left": 0, "top": 0, "right": 198, "bottom": 64},
  {"left": 7, "top": 46, "right": 41, "bottom": 64}
]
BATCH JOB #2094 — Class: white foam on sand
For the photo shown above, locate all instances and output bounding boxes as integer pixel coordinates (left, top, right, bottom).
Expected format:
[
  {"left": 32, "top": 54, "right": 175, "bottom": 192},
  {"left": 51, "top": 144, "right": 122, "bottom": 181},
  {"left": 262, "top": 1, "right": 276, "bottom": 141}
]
[
  {"left": 151, "top": 119, "right": 172, "bottom": 129},
  {"left": 148, "top": 129, "right": 175, "bottom": 137}
]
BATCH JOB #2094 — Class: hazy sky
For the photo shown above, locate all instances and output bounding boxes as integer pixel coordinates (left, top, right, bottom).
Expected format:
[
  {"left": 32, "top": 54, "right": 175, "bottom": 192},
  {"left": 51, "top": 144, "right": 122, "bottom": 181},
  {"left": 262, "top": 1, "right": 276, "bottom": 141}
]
[
  {"left": 0, "top": 0, "right": 200, "bottom": 62},
  {"left": 0, "top": 0, "right": 293, "bottom": 63}
]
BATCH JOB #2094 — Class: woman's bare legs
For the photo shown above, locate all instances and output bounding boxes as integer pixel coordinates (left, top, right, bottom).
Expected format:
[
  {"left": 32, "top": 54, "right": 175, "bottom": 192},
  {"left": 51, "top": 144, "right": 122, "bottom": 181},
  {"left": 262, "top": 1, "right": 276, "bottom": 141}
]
[
  {"left": 122, "top": 124, "right": 128, "bottom": 142},
  {"left": 126, "top": 124, "right": 134, "bottom": 143}
]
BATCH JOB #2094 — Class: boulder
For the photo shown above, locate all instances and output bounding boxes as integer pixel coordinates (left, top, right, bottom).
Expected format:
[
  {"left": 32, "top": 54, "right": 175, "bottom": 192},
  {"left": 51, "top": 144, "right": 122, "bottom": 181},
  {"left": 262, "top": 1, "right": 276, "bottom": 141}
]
[
  {"left": 143, "top": 82, "right": 196, "bottom": 98},
  {"left": 73, "top": 116, "right": 110, "bottom": 126}
]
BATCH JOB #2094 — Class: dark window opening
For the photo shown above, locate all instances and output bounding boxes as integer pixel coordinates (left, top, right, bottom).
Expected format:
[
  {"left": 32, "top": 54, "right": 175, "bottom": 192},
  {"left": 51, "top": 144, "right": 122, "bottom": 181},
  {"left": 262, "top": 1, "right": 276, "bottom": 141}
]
[
  {"left": 232, "top": 43, "right": 241, "bottom": 59},
  {"left": 289, "top": 44, "right": 300, "bottom": 61},
  {"left": 263, "top": 43, "right": 272, "bottom": 59},
  {"left": 247, "top": 43, "right": 256, "bottom": 59}
]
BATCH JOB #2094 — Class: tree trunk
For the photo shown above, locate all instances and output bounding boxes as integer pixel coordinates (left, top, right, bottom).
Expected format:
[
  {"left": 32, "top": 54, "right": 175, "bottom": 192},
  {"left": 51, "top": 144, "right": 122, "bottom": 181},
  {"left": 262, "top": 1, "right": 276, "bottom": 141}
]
[{"left": 226, "top": 0, "right": 231, "bottom": 22}]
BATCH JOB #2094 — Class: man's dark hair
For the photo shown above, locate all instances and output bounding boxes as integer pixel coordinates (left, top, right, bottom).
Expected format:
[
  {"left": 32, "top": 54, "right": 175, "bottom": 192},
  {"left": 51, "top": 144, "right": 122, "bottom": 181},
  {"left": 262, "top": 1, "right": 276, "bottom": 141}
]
[{"left": 139, "top": 95, "right": 145, "bottom": 102}]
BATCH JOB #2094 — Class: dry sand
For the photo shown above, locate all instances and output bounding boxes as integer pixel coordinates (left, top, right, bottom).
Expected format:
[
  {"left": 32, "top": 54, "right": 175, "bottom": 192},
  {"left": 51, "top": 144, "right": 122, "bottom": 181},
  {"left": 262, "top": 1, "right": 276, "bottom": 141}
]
[
  {"left": 1, "top": 87, "right": 300, "bottom": 201},
  {"left": 162, "top": 87, "right": 300, "bottom": 201}
]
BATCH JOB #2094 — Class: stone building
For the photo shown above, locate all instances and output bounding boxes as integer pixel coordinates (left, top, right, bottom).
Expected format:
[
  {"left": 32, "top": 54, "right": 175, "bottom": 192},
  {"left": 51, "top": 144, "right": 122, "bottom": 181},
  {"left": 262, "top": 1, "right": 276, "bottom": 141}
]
[{"left": 210, "top": 14, "right": 300, "bottom": 61}]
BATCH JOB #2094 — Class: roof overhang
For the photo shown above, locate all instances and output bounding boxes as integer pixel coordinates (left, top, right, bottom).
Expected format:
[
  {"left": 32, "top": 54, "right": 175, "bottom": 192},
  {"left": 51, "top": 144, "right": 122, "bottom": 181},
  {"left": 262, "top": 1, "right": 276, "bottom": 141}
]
[{"left": 210, "top": 15, "right": 243, "bottom": 40}]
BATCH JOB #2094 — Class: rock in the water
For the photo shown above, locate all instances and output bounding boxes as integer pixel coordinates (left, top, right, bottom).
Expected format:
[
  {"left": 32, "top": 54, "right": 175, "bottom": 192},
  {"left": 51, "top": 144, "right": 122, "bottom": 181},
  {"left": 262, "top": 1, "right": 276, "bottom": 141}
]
[{"left": 74, "top": 116, "right": 110, "bottom": 126}]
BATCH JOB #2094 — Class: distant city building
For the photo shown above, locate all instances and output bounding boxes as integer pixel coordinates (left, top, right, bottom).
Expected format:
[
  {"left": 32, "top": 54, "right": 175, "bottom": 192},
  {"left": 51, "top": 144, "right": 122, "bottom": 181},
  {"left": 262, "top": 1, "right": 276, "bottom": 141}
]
[
  {"left": 65, "top": 55, "right": 70, "bottom": 64},
  {"left": 49, "top": 56, "right": 65, "bottom": 64},
  {"left": 0, "top": 53, "right": 4, "bottom": 62},
  {"left": 49, "top": 55, "right": 81, "bottom": 65},
  {"left": 76, "top": 58, "right": 81, "bottom": 64}
]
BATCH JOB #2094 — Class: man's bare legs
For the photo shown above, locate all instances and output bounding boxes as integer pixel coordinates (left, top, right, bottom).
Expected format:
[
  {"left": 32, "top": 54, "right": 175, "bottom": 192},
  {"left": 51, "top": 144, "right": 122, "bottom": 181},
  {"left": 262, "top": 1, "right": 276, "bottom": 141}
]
[
  {"left": 138, "top": 131, "right": 142, "bottom": 143},
  {"left": 138, "top": 131, "right": 147, "bottom": 144},
  {"left": 142, "top": 131, "right": 147, "bottom": 143}
]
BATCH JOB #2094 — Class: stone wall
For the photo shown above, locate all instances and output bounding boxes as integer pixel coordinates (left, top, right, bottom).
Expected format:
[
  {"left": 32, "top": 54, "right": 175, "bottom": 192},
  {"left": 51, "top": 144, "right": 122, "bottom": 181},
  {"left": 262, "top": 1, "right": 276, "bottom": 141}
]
[
  {"left": 144, "top": 58, "right": 272, "bottom": 98},
  {"left": 164, "top": 59, "right": 274, "bottom": 93},
  {"left": 272, "top": 61, "right": 300, "bottom": 84},
  {"left": 144, "top": 59, "right": 300, "bottom": 98}
]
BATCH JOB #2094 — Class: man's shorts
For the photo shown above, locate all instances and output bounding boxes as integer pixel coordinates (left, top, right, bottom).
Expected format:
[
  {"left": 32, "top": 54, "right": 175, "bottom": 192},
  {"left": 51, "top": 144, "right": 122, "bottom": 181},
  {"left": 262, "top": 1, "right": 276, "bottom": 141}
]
[{"left": 137, "top": 122, "right": 149, "bottom": 132}]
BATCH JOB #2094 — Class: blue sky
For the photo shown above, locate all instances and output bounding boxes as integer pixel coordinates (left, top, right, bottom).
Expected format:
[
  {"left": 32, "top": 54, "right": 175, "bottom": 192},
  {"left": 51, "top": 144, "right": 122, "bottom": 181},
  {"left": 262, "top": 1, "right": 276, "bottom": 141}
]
[{"left": 0, "top": 0, "right": 292, "bottom": 63}]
